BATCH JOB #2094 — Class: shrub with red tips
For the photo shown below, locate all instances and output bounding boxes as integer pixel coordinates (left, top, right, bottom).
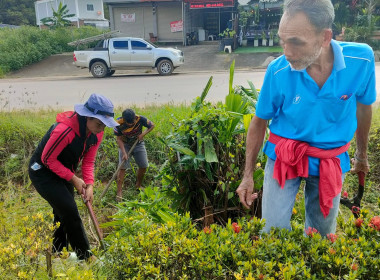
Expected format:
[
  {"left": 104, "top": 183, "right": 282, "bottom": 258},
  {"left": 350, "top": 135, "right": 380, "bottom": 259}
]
[
  {"left": 369, "top": 216, "right": 380, "bottom": 231},
  {"left": 231, "top": 222, "right": 241, "bottom": 233},
  {"left": 354, "top": 218, "right": 364, "bottom": 228}
]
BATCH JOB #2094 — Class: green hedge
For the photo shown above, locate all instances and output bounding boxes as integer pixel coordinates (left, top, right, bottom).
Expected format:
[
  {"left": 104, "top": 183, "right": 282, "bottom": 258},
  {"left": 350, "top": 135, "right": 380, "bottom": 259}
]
[
  {"left": 0, "top": 26, "right": 104, "bottom": 76},
  {"left": 102, "top": 202, "right": 380, "bottom": 279}
]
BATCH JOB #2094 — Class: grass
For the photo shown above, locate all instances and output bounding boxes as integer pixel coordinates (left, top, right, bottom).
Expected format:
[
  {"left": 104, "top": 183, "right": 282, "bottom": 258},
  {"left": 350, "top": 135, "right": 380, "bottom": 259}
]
[
  {"left": 234, "top": 45, "right": 283, "bottom": 54},
  {"left": 1, "top": 103, "right": 379, "bottom": 278}
]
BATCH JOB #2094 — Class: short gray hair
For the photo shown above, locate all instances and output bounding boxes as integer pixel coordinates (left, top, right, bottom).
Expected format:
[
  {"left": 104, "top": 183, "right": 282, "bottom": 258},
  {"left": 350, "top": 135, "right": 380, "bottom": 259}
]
[{"left": 283, "top": 0, "right": 335, "bottom": 32}]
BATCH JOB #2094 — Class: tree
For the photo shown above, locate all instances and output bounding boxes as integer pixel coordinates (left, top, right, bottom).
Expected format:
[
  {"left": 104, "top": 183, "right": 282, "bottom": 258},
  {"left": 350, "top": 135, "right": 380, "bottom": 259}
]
[
  {"left": 363, "top": 0, "right": 377, "bottom": 26},
  {"left": 0, "top": 0, "right": 36, "bottom": 26},
  {"left": 40, "top": 2, "right": 75, "bottom": 29}
]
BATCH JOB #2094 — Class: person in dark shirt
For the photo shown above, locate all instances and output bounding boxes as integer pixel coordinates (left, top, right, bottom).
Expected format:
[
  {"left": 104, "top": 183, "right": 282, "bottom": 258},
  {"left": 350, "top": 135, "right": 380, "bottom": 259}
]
[{"left": 114, "top": 109, "right": 155, "bottom": 200}]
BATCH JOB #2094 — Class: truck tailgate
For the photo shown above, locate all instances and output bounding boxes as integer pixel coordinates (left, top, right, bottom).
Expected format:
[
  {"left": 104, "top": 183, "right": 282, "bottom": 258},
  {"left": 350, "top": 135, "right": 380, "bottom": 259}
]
[{"left": 73, "top": 50, "right": 108, "bottom": 67}]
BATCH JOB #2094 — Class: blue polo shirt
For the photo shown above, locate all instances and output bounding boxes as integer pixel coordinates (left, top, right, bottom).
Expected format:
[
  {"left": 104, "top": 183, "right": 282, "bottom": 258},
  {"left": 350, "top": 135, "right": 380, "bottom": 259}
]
[{"left": 256, "top": 40, "right": 376, "bottom": 176}]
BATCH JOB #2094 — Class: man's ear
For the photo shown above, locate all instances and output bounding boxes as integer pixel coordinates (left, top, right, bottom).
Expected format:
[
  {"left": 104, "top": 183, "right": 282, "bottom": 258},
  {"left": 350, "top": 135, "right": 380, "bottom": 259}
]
[{"left": 322, "top": 29, "right": 333, "bottom": 47}]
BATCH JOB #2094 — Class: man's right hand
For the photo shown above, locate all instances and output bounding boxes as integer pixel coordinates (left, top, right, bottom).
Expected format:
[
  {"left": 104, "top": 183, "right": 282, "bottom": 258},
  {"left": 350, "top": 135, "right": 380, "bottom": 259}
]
[
  {"left": 122, "top": 152, "right": 129, "bottom": 162},
  {"left": 70, "top": 175, "right": 86, "bottom": 195},
  {"left": 236, "top": 178, "right": 258, "bottom": 209}
]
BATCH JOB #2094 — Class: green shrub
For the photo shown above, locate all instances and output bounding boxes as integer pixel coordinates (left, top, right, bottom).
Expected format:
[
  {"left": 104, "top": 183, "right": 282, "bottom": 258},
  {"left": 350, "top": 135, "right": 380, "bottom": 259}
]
[
  {"left": 0, "top": 212, "right": 57, "bottom": 279},
  {"left": 102, "top": 205, "right": 380, "bottom": 279},
  {"left": 0, "top": 26, "right": 105, "bottom": 75},
  {"left": 0, "top": 183, "right": 379, "bottom": 279},
  {"left": 157, "top": 64, "right": 265, "bottom": 221}
]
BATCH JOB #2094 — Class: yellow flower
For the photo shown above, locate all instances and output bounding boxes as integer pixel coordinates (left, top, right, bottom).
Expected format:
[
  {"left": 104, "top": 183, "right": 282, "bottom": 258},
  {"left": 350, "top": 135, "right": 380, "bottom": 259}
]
[
  {"left": 17, "top": 271, "right": 28, "bottom": 279},
  {"left": 292, "top": 208, "right": 297, "bottom": 215},
  {"left": 256, "top": 162, "right": 261, "bottom": 168}
]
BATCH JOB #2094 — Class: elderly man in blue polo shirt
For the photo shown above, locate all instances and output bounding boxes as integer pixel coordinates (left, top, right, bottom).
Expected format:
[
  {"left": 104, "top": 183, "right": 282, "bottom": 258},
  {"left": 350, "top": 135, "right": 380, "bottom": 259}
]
[{"left": 236, "top": 0, "right": 376, "bottom": 237}]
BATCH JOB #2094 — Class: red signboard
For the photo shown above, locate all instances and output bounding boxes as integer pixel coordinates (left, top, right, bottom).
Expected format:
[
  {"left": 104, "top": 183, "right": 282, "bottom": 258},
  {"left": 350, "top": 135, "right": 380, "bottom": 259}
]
[
  {"left": 170, "top": 20, "right": 183, "bottom": 32},
  {"left": 185, "top": 0, "right": 234, "bottom": 9}
]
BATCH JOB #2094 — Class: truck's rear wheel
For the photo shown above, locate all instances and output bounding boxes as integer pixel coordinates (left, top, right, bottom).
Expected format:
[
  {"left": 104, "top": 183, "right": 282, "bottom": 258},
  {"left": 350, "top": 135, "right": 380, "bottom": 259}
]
[
  {"left": 157, "top": 59, "right": 173, "bottom": 75},
  {"left": 91, "top": 61, "right": 108, "bottom": 78}
]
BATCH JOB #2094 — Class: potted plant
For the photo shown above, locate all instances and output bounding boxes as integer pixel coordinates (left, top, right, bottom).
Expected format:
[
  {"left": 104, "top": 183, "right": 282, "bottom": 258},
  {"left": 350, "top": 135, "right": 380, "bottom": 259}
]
[
  {"left": 238, "top": 9, "right": 251, "bottom": 47},
  {"left": 269, "top": 30, "right": 274, "bottom": 46},
  {"left": 254, "top": 33, "right": 259, "bottom": 47},
  {"left": 241, "top": 31, "right": 248, "bottom": 47},
  {"left": 219, "top": 28, "right": 236, "bottom": 49},
  {"left": 261, "top": 31, "right": 267, "bottom": 46}
]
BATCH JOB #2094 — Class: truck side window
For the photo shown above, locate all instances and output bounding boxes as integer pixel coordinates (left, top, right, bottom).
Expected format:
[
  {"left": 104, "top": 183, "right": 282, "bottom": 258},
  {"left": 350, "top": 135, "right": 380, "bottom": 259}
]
[
  {"left": 94, "top": 40, "right": 105, "bottom": 50},
  {"left": 113, "top": 41, "right": 129, "bottom": 49},
  {"left": 131, "top": 41, "right": 147, "bottom": 50}
]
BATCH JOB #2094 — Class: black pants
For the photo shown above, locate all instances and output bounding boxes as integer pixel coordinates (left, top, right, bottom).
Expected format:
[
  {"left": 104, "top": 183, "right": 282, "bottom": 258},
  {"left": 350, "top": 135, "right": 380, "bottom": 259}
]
[{"left": 28, "top": 161, "right": 91, "bottom": 260}]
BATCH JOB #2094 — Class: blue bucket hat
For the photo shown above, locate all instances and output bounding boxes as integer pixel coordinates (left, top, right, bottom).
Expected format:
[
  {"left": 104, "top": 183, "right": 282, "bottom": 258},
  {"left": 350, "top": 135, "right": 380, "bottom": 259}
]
[{"left": 74, "top": 93, "right": 119, "bottom": 127}]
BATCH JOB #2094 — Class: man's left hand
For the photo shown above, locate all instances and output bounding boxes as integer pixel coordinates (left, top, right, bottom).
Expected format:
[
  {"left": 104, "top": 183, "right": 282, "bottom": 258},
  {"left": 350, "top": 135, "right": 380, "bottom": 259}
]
[{"left": 138, "top": 134, "right": 144, "bottom": 141}]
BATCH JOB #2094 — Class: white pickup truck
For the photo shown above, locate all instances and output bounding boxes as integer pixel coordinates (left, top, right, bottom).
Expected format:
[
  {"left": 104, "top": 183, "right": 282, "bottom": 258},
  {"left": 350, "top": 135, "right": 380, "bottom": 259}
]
[{"left": 73, "top": 37, "right": 184, "bottom": 78}]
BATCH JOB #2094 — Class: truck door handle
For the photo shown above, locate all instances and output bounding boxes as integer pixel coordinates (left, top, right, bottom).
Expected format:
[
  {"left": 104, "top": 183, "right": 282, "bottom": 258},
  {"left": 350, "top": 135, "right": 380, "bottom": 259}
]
[
  {"left": 112, "top": 51, "right": 116, "bottom": 54},
  {"left": 132, "top": 51, "right": 136, "bottom": 54}
]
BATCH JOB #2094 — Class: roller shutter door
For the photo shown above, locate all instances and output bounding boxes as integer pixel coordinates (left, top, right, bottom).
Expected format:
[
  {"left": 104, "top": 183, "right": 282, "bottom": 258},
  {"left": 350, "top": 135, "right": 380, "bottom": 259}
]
[
  {"left": 113, "top": 6, "right": 153, "bottom": 41},
  {"left": 156, "top": 2, "right": 182, "bottom": 41}
]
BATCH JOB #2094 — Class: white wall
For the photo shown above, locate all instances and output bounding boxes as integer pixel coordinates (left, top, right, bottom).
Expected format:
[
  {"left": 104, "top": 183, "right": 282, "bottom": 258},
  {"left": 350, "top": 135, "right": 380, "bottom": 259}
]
[
  {"left": 35, "top": 0, "right": 76, "bottom": 24},
  {"left": 35, "top": 0, "right": 105, "bottom": 25},
  {"left": 113, "top": 6, "right": 152, "bottom": 39},
  {"left": 77, "top": 0, "right": 105, "bottom": 20},
  {"left": 157, "top": 2, "right": 182, "bottom": 41}
]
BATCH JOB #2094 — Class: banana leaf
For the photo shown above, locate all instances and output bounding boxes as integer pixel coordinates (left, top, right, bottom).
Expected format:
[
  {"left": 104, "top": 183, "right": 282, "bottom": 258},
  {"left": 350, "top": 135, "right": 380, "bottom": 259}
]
[
  {"left": 229, "top": 60, "right": 235, "bottom": 95},
  {"left": 194, "top": 76, "right": 213, "bottom": 112},
  {"left": 204, "top": 137, "right": 218, "bottom": 163},
  {"left": 224, "top": 93, "right": 247, "bottom": 137},
  {"left": 243, "top": 114, "right": 254, "bottom": 133},
  {"left": 168, "top": 143, "right": 196, "bottom": 158}
]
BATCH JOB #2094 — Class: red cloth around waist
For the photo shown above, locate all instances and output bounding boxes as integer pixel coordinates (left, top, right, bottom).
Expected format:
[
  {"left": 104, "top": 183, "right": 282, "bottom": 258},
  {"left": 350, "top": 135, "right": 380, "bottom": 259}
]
[{"left": 268, "top": 133, "right": 350, "bottom": 218}]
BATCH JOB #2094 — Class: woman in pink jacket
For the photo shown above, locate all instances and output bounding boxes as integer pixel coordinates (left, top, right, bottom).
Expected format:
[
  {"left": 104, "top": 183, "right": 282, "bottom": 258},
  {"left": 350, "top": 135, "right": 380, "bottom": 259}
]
[{"left": 28, "top": 93, "right": 118, "bottom": 261}]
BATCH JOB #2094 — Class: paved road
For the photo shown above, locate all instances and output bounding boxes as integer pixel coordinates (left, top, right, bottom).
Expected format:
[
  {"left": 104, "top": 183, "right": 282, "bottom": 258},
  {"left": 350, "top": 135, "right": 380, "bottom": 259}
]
[
  {"left": 0, "top": 70, "right": 266, "bottom": 110},
  {"left": 2, "top": 66, "right": 380, "bottom": 110}
]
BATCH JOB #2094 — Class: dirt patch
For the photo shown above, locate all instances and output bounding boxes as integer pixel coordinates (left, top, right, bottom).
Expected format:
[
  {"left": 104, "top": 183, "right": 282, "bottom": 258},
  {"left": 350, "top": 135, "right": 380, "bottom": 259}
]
[{"left": 8, "top": 53, "right": 88, "bottom": 78}]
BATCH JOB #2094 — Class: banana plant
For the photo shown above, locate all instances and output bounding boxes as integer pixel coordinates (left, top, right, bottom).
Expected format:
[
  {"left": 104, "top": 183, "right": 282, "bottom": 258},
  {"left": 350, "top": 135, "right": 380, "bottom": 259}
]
[{"left": 40, "top": 2, "right": 75, "bottom": 29}]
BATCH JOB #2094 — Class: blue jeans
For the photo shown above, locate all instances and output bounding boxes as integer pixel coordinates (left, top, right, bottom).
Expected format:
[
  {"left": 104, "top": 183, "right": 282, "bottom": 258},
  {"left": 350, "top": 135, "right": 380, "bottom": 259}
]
[{"left": 262, "top": 158, "right": 344, "bottom": 236}]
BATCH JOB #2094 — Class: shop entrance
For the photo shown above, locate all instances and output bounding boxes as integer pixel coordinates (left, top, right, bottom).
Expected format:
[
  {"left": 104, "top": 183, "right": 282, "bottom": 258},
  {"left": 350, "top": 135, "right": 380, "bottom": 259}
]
[{"left": 187, "top": 8, "right": 235, "bottom": 40}]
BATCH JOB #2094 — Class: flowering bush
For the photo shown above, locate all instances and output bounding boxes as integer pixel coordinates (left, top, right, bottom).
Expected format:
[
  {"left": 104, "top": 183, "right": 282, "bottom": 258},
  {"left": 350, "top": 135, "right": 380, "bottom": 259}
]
[
  {"left": 355, "top": 218, "right": 364, "bottom": 228},
  {"left": 369, "top": 216, "right": 380, "bottom": 231},
  {"left": 101, "top": 207, "right": 380, "bottom": 279}
]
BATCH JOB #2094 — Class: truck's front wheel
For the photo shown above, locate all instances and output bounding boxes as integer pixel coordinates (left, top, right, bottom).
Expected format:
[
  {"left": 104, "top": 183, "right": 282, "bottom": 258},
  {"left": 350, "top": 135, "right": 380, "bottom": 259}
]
[
  {"left": 157, "top": 59, "right": 173, "bottom": 75},
  {"left": 91, "top": 61, "right": 108, "bottom": 78}
]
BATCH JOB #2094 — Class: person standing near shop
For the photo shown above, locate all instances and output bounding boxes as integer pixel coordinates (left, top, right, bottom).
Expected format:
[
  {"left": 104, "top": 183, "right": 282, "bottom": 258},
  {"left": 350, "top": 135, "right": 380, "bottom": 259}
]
[
  {"left": 236, "top": 0, "right": 375, "bottom": 236},
  {"left": 29, "top": 93, "right": 119, "bottom": 261},
  {"left": 115, "top": 109, "right": 155, "bottom": 200}
]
